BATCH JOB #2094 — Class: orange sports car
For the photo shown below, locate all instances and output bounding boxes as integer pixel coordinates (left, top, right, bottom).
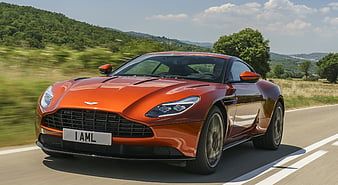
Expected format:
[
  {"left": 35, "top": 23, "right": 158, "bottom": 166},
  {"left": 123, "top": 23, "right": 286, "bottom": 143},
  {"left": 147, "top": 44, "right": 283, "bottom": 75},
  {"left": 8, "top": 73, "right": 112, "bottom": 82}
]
[{"left": 36, "top": 52, "right": 284, "bottom": 174}]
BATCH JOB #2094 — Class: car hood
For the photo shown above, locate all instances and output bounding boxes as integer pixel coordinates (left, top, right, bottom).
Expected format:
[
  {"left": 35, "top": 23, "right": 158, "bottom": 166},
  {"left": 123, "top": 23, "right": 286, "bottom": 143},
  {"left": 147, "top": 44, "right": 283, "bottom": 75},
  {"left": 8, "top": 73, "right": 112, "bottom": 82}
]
[{"left": 53, "top": 76, "right": 215, "bottom": 115}]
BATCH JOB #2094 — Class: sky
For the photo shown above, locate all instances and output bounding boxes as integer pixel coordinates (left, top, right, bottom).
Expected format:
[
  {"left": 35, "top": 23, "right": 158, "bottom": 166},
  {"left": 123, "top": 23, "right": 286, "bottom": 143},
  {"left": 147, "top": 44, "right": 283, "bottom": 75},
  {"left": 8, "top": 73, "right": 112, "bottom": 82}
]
[{"left": 1, "top": 0, "right": 338, "bottom": 54}]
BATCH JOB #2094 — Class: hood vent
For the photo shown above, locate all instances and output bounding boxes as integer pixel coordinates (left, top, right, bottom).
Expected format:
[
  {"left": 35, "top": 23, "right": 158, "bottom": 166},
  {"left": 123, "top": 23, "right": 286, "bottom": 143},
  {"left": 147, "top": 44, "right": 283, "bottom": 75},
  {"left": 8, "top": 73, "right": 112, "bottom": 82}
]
[
  {"left": 74, "top": 77, "right": 89, "bottom": 81},
  {"left": 188, "top": 84, "right": 210, "bottom": 88},
  {"left": 133, "top": 78, "right": 158, "bottom": 85},
  {"left": 101, "top": 76, "right": 118, "bottom": 83}
]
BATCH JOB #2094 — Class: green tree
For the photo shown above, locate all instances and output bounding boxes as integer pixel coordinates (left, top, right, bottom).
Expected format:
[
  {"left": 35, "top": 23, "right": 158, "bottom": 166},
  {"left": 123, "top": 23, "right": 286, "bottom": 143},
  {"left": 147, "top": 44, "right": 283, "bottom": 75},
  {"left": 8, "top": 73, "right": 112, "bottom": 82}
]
[
  {"left": 299, "top": 61, "right": 312, "bottom": 77},
  {"left": 273, "top": 64, "right": 284, "bottom": 78},
  {"left": 317, "top": 53, "right": 338, "bottom": 83},
  {"left": 213, "top": 28, "right": 270, "bottom": 78},
  {"left": 120, "top": 39, "right": 166, "bottom": 56}
]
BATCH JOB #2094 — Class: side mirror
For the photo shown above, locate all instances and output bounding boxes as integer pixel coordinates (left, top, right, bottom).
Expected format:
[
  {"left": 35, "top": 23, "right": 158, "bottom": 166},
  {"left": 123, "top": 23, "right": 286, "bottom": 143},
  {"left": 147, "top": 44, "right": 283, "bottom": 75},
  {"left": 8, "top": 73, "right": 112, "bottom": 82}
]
[
  {"left": 99, "top": 64, "right": 112, "bottom": 76},
  {"left": 240, "top": 71, "right": 260, "bottom": 82}
]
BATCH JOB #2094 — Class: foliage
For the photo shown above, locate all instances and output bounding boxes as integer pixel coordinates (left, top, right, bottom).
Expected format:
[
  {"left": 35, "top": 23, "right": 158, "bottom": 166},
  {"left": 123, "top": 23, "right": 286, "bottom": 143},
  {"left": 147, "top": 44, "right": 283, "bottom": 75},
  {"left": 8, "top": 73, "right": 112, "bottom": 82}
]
[
  {"left": 317, "top": 53, "right": 338, "bottom": 83},
  {"left": 0, "top": 2, "right": 211, "bottom": 54},
  {"left": 0, "top": 3, "right": 137, "bottom": 50},
  {"left": 299, "top": 61, "right": 312, "bottom": 77},
  {"left": 119, "top": 39, "right": 166, "bottom": 56},
  {"left": 213, "top": 28, "right": 270, "bottom": 78},
  {"left": 272, "top": 64, "right": 284, "bottom": 78},
  {"left": 127, "top": 32, "right": 212, "bottom": 52},
  {"left": 302, "top": 74, "right": 320, "bottom": 81}
]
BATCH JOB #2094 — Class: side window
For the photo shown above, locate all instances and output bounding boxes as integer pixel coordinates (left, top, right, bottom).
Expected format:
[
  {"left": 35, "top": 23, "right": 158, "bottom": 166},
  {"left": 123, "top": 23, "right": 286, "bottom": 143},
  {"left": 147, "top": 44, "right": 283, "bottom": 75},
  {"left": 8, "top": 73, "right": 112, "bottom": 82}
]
[
  {"left": 230, "top": 61, "right": 251, "bottom": 81},
  {"left": 125, "top": 60, "right": 163, "bottom": 74},
  {"left": 153, "top": 64, "right": 169, "bottom": 74}
]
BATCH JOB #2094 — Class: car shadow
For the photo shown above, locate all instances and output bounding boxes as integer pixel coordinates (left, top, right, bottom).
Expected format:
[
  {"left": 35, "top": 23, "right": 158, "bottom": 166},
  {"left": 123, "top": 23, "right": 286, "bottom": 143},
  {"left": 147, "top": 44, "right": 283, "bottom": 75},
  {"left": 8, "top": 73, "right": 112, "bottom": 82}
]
[{"left": 42, "top": 142, "right": 304, "bottom": 183}]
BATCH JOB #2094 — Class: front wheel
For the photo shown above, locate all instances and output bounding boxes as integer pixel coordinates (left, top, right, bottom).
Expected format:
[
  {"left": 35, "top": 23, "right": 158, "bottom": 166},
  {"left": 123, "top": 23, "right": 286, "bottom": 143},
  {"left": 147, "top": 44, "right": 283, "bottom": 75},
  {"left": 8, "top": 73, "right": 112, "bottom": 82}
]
[
  {"left": 186, "top": 106, "right": 225, "bottom": 174},
  {"left": 253, "top": 102, "right": 284, "bottom": 150}
]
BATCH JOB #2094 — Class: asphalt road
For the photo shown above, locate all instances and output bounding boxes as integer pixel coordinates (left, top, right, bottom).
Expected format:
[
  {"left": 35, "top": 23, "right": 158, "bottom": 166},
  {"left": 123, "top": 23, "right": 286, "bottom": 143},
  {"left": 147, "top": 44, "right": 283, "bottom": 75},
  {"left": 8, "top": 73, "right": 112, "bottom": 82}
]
[{"left": 1, "top": 104, "right": 338, "bottom": 185}]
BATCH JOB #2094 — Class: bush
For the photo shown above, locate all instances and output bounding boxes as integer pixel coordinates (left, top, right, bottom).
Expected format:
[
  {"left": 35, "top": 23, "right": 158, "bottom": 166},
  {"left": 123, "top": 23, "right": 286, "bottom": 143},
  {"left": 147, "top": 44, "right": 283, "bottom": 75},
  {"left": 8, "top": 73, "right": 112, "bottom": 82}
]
[{"left": 302, "top": 74, "right": 320, "bottom": 81}]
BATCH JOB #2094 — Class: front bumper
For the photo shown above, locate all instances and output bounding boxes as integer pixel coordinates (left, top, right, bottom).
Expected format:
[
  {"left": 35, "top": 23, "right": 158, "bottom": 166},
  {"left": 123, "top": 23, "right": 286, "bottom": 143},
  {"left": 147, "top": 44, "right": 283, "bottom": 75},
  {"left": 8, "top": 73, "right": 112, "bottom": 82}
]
[
  {"left": 37, "top": 135, "right": 194, "bottom": 160},
  {"left": 36, "top": 120, "right": 204, "bottom": 159}
]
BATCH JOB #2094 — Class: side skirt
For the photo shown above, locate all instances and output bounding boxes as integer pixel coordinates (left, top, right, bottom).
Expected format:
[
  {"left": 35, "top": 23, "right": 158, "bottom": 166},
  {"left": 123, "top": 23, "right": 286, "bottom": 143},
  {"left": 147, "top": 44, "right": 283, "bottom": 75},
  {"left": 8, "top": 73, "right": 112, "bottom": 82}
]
[{"left": 222, "top": 134, "right": 264, "bottom": 151}]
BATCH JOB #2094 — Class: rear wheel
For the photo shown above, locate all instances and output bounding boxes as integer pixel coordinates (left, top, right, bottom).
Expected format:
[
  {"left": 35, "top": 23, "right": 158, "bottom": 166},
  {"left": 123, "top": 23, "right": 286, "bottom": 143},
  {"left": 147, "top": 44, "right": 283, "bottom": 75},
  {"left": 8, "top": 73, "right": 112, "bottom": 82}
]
[
  {"left": 253, "top": 102, "right": 284, "bottom": 150},
  {"left": 186, "top": 106, "right": 224, "bottom": 174}
]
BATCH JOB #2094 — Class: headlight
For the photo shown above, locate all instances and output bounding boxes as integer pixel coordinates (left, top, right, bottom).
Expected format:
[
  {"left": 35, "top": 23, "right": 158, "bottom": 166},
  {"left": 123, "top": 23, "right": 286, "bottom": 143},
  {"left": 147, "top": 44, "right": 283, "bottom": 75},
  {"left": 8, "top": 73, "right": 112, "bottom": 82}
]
[
  {"left": 145, "top": 96, "right": 200, "bottom": 118},
  {"left": 40, "top": 85, "right": 54, "bottom": 108}
]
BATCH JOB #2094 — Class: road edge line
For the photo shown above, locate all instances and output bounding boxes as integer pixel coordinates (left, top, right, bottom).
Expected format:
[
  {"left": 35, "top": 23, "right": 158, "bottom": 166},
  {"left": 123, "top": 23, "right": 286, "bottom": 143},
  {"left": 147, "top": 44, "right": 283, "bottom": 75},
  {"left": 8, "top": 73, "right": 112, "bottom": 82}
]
[
  {"left": 0, "top": 146, "right": 39, "bottom": 156},
  {"left": 286, "top": 104, "right": 338, "bottom": 113},
  {"left": 223, "top": 133, "right": 338, "bottom": 185},
  {"left": 255, "top": 150, "right": 328, "bottom": 185}
]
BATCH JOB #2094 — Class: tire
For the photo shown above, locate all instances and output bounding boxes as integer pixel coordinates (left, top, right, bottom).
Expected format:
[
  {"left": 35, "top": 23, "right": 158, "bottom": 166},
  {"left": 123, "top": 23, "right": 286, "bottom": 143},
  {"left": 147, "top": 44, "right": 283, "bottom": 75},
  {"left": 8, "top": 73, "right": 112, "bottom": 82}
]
[
  {"left": 186, "top": 106, "right": 225, "bottom": 174},
  {"left": 253, "top": 102, "right": 284, "bottom": 150},
  {"left": 42, "top": 149, "right": 73, "bottom": 158}
]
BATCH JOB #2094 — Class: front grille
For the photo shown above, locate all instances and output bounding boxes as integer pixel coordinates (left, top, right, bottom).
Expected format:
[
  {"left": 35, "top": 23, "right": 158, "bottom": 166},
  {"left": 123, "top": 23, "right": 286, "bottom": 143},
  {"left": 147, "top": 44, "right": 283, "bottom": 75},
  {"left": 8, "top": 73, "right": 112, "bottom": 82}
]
[{"left": 42, "top": 109, "right": 153, "bottom": 137}]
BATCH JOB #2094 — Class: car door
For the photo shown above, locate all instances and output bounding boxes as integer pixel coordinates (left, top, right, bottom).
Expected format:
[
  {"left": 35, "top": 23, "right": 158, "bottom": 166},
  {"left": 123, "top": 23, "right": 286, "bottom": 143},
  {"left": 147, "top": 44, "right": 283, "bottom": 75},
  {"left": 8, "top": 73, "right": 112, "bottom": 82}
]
[{"left": 227, "top": 60, "right": 263, "bottom": 138}]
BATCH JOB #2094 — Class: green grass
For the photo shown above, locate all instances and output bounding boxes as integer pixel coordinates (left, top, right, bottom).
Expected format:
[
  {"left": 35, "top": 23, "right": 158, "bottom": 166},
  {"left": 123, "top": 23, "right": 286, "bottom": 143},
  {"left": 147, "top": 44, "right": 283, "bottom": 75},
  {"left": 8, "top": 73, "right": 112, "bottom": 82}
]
[
  {"left": 284, "top": 96, "right": 338, "bottom": 109},
  {"left": 0, "top": 76, "right": 52, "bottom": 147}
]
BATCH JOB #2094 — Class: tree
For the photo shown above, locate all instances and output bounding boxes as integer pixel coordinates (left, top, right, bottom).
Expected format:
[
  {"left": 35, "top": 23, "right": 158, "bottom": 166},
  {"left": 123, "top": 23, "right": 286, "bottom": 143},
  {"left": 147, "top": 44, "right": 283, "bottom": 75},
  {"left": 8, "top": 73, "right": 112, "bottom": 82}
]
[
  {"left": 273, "top": 64, "right": 284, "bottom": 78},
  {"left": 213, "top": 28, "right": 270, "bottom": 78},
  {"left": 299, "top": 61, "right": 312, "bottom": 77},
  {"left": 317, "top": 53, "right": 338, "bottom": 83}
]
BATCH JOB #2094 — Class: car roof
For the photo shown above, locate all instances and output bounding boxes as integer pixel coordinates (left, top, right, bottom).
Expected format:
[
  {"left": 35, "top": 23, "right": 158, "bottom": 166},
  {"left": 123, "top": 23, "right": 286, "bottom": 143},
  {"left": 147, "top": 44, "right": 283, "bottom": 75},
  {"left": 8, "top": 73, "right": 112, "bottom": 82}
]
[{"left": 145, "top": 51, "right": 232, "bottom": 60}]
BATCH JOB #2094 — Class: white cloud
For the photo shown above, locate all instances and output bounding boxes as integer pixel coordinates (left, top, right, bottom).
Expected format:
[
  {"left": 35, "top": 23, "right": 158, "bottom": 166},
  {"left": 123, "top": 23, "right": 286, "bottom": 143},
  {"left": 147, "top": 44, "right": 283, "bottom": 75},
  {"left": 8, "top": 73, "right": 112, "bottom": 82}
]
[
  {"left": 146, "top": 0, "right": 337, "bottom": 42},
  {"left": 286, "top": 19, "right": 311, "bottom": 30},
  {"left": 262, "top": 0, "right": 316, "bottom": 21},
  {"left": 314, "top": 27, "right": 338, "bottom": 37},
  {"left": 146, "top": 13, "right": 188, "bottom": 21},
  {"left": 192, "top": 0, "right": 316, "bottom": 33},
  {"left": 264, "top": 0, "right": 316, "bottom": 14},
  {"left": 324, "top": 17, "right": 338, "bottom": 25},
  {"left": 204, "top": 3, "right": 235, "bottom": 14},
  {"left": 320, "top": 7, "right": 330, "bottom": 14},
  {"left": 264, "top": 19, "right": 311, "bottom": 36},
  {"left": 329, "top": 2, "right": 338, "bottom": 10}
]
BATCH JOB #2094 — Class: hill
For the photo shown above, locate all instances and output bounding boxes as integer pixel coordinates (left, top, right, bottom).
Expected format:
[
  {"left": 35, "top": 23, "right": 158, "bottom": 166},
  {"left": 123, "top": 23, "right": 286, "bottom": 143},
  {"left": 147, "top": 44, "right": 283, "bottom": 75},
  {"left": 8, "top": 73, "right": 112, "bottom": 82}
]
[
  {"left": 269, "top": 52, "right": 328, "bottom": 77},
  {"left": 126, "top": 31, "right": 211, "bottom": 52},
  {"left": 0, "top": 2, "right": 138, "bottom": 49},
  {"left": 180, "top": 40, "right": 213, "bottom": 48},
  {"left": 0, "top": 2, "right": 210, "bottom": 52},
  {"left": 270, "top": 52, "right": 327, "bottom": 62},
  {"left": 289, "top": 53, "right": 328, "bottom": 61}
]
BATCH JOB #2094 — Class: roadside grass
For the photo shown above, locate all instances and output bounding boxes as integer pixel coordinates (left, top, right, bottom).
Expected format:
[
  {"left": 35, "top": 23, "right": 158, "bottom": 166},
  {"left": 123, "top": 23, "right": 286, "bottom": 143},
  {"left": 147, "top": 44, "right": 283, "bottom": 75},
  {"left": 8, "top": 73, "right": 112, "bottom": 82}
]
[{"left": 272, "top": 79, "right": 338, "bottom": 109}]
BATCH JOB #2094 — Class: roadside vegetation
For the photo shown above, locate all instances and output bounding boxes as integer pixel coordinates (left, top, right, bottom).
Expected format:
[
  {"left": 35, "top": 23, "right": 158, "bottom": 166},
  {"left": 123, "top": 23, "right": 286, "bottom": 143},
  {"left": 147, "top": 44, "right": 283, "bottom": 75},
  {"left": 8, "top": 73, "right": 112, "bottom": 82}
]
[{"left": 272, "top": 79, "right": 338, "bottom": 109}]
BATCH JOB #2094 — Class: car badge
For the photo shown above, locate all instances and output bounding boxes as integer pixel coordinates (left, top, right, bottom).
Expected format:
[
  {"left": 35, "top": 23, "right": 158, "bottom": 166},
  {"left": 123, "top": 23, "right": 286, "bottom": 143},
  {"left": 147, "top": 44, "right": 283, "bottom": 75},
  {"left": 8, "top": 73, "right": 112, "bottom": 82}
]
[{"left": 84, "top": 101, "right": 99, "bottom": 105}]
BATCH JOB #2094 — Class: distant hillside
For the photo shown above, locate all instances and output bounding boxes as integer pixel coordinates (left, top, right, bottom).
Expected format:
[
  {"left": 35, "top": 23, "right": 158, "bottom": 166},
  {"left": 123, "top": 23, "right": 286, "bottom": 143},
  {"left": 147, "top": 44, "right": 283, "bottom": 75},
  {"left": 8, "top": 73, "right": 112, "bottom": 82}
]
[
  {"left": 290, "top": 53, "right": 328, "bottom": 61},
  {"left": 0, "top": 2, "right": 137, "bottom": 49},
  {"left": 180, "top": 40, "right": 213, "bottom": 48},
  {"left": 126, "top": 31, "right": 211, "bottom": 52},
  {"left": 270, "top": 52, "right": 327, "bottom": 62},
  {"left": 0, "top": 2, "right": 210, "bottom": 52},
  {"left": 269, "top": 52, "right": 328, "bottom": 76}
]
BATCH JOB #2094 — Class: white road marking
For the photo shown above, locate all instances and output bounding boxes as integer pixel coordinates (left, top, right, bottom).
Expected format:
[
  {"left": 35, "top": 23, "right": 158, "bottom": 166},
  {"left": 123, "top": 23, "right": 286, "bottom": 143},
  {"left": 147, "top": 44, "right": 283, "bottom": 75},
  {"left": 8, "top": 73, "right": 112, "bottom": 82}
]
[
  {"left": 256, "top": 150, "right": 328, "bottom": 185},
  {"left": 224, "top": 133, "right": 338, "bottom": 185},
  {"left": 333, "top": 141, "right": 338, "bottom": 146},
  {"left": 286, "top": 104, "right": 338, "bottom": 113},
  {"left": 0, "top": 146, "right": 39, "bottom": 156}
]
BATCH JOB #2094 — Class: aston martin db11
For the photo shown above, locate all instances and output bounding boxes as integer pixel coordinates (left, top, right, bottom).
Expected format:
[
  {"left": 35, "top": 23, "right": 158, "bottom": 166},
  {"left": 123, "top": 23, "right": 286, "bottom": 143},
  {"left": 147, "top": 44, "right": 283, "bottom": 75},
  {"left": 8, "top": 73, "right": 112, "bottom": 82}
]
[{"left": 36, "top": 51, "right": 284, "bottom": 174}]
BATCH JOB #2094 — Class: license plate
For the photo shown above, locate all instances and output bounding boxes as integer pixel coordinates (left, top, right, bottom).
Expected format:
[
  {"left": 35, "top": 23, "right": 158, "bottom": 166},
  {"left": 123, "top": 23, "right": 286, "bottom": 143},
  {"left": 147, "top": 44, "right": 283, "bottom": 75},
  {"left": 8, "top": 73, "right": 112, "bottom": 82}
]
[{"left": 63, "top": 128, "right": 112, "bottom": 146}]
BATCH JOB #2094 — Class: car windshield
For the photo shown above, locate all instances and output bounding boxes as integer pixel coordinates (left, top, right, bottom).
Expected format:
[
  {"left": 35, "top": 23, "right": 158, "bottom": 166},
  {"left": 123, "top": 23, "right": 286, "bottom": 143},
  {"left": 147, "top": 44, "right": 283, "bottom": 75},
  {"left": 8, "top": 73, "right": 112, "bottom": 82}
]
[{"left": 111, "top": 54, "right": 227, "bottom": 83}]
